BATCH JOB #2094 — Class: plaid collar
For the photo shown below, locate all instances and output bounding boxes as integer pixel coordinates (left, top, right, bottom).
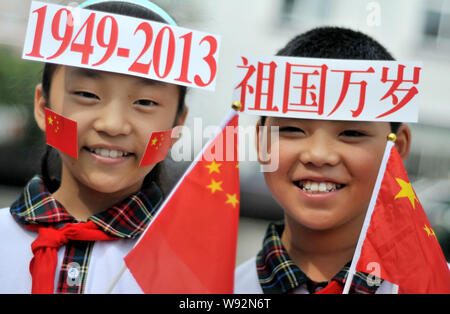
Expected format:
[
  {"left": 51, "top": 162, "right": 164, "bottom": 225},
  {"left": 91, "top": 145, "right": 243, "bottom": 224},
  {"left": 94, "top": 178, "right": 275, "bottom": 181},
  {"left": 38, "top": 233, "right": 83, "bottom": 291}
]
[
  {"left": 10, "top": 175, "right": 163, "bottom": 239},
  {"left": 256, "top": 221, "right": 382, "bottom": 294}
]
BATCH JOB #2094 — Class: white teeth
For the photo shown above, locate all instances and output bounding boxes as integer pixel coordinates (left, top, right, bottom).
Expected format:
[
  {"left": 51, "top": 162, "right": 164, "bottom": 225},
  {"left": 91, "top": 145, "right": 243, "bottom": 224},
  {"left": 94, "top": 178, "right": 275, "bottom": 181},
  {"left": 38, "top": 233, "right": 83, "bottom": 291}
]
[
  {"left": 298, "top": 180, "right": 341, "bottom": 193},
  {"left": 319, "top": 182, "right": 327, "bottom": 192},
  {"left": 91, "top": 148, "right": 127, "bottom": 158}
]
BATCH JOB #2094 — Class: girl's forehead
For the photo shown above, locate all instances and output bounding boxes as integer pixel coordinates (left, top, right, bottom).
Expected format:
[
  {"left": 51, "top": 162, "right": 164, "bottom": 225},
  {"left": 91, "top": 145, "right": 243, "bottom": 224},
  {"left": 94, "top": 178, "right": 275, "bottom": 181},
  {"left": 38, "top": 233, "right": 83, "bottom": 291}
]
[{"left": 63, "top": 66, "right": 167, "bottom": 87}]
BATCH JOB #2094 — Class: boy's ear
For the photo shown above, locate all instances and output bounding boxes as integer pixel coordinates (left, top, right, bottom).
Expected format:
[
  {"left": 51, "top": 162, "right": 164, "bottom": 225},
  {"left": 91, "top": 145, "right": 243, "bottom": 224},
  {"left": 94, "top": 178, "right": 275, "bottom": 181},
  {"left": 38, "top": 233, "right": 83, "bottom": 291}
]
[
  {"left": 34, "top": 83, "right": 47, "bottom": 132},
  {"left": 255, "top": 119, "right": 270, "bottom": 164},
  {"left": 394, "top": 124, "right": 412, "bottom": 161}
]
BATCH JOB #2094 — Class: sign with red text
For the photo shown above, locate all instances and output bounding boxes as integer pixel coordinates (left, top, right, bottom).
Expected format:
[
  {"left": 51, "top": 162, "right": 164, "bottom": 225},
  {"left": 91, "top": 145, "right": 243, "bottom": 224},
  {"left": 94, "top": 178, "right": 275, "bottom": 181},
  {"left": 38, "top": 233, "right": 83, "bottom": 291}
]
[
  {"left": 233, "top": 55, "right": 422, "bottom": 122},
  {"left": 23, "top": 1, "right": 220, "bottom": 91}
]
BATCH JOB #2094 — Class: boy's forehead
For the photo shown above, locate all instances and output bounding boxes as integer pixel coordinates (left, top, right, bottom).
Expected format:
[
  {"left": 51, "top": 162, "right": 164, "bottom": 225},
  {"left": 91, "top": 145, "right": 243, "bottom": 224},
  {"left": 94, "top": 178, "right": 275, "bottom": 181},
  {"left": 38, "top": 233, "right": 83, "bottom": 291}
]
[{"left": 266, "top": 116, "right": 388, "bottom": 128}]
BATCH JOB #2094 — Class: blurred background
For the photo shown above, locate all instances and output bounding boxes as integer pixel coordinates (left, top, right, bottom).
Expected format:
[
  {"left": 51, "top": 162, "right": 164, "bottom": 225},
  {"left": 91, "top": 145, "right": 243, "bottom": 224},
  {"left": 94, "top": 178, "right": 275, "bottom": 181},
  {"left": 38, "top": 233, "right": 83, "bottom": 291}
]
[{"left": 0, "top": 0, "right": 449, "bottom": 266}]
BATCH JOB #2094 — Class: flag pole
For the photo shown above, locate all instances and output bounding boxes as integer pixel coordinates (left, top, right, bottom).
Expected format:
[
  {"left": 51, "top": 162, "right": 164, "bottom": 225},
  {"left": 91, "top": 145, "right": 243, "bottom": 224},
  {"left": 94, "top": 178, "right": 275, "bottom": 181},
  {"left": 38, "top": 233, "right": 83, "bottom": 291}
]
[
  {"left": 105, "top": 106, "right": 240, "bottom": 293},
  {"left": 342, "top": 139, "right": 395, "bottom": 294},
  {"left": 105, "top": 264, "right": 127, "bottom": 294}
]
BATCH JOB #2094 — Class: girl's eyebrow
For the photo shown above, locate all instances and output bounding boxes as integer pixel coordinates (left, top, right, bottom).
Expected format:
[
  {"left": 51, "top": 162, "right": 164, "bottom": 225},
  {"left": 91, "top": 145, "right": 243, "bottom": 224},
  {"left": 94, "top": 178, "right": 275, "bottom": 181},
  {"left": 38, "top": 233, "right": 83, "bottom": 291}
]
[
  {"left": 135, "top": 77, "right": 168, "bottom": 87},
  {"left": 68, "top": 67, "right": 167, "bottom": 87},
  {"left": 69, "top": 68, "right": 103, "bottom": 80}
]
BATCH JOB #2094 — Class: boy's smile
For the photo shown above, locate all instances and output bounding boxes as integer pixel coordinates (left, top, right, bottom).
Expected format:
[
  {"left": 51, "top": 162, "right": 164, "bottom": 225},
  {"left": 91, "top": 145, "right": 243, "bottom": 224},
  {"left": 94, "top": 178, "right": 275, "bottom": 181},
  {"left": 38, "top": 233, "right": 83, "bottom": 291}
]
[{"left": 260, "top": 117, "right": 391, "bottom": 232}]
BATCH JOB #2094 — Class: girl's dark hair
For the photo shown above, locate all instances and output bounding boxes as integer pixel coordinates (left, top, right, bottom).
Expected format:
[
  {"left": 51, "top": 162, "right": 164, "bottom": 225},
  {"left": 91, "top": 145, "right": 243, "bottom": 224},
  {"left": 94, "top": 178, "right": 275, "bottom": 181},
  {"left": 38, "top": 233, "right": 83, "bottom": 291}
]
[
  {"left": 260, "top": 26, "right": 401, "bottom": 133},
  {"left": 41, "top": 1, "right": 186, "bottom": 192}
]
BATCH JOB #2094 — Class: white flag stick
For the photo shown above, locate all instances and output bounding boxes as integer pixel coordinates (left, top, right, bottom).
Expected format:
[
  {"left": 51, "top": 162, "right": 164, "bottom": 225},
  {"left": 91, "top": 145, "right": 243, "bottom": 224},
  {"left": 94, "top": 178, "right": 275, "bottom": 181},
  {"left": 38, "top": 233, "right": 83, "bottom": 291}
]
[
  {"left": 105, "top": 109, "right": 239, "bottom": 293},
  {"left": 342, "top": 140, "right": 394, "bottom": 294}
]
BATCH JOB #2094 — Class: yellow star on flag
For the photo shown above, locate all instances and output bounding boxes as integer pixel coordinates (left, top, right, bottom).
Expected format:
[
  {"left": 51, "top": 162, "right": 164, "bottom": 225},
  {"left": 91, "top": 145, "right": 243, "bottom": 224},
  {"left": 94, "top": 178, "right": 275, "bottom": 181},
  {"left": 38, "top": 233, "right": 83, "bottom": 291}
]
[
  {"left": 205, "top": 160, "right": 221, "bottom": 175},
  {"left": 394, "top": 178, "right": 418, "bottom": 209},
  {"left": 225, "top": 193, "right": 239, "bottom": 208},
  {"left": 48, "top": 116, "right": 53, "bottom": 125},
  {"left": 423, "top": 224, "right": 436, "bottom": 238},
  {"left": 151, "top": 137, "right": 158, "bottom": 146},
  {"left": 206, "top": 179, "right": 223, "bottom": 194}
]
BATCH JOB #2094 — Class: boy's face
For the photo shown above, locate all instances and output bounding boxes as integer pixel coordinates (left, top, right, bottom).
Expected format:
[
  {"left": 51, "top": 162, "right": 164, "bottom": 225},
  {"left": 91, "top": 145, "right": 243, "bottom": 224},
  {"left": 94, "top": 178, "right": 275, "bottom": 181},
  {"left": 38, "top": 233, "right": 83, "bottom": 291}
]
[
  {"left": 259, "top": 117, "right": 391, "bottom": 231},
  {"left": 35, "top": 66, "right": 185, "bottom": 197}
]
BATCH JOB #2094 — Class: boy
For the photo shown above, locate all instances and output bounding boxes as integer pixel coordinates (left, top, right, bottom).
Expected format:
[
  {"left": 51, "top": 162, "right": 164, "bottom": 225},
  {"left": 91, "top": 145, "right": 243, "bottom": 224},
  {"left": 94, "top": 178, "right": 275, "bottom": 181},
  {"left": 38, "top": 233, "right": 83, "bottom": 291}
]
[{"left": 234, "top": 27, "right": 412, "bottom": 294}]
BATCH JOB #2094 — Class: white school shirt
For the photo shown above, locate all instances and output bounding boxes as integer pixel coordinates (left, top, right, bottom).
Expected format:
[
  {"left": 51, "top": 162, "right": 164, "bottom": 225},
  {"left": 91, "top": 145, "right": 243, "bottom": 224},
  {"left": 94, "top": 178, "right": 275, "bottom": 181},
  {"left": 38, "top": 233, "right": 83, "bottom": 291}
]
[
  {"left": 0, "top": 207, "right": 144, "bottom": 294},
  {"left": 234, "top": 257, "right": 399, "bottom": 294}
]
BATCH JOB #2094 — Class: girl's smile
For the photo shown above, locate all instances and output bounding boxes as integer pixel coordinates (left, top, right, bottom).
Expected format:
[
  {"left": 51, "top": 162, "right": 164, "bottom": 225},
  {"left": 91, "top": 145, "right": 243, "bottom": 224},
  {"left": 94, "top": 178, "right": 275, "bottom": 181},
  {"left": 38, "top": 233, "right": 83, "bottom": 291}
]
[{"left": 83, "top": 145, "right": 135, "bottom": 165}]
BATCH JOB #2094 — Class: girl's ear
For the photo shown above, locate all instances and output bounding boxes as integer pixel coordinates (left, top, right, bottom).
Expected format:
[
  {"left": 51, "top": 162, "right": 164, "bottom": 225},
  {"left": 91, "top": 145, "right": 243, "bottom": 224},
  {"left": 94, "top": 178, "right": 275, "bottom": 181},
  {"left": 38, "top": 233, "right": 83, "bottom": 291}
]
[
  {"left": 174, "top": 107, "right": 188, "bottom": 128},
  {"left": 395, "top": 124, "right": 412, "bottom": 161},
  {"left": 34, "top": 83, "right": 47, "bottom": 132},
  {"left": 171, "top": 107, "right": 189, "bottom": 145}
]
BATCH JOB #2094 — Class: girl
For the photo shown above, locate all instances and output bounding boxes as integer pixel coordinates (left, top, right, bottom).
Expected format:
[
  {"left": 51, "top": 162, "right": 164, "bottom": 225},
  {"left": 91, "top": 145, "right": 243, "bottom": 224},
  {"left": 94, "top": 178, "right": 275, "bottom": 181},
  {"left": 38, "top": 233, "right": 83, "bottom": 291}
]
[{"left": 0, "top": 0, "right": 188, "bottom": 294}]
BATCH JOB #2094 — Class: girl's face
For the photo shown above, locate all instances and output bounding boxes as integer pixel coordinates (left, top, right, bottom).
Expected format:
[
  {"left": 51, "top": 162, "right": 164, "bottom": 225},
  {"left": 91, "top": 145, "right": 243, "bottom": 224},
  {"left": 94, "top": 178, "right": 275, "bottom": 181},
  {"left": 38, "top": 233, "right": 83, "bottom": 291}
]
[{"left": 35, "top": 66, "right": 186, "bottom": 196}]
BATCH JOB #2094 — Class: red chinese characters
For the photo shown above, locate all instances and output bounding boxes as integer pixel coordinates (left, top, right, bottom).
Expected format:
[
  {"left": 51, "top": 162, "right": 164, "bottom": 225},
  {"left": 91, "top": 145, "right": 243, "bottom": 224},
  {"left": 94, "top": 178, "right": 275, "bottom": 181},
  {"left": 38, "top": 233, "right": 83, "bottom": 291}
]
[
  {"left": 377, "top": 65, "right": 421, "bottom": 118},
  {"left": 234, "top": 56, "right": 421, "bottom": 121}
]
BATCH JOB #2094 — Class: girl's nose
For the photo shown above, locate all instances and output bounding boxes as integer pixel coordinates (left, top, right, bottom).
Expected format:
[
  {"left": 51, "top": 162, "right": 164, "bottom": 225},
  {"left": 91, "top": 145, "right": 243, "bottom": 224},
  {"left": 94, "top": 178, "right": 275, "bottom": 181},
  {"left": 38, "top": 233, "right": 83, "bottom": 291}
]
[
  {"left": 298, "top": 132, "right": 340, "bottom": 167},
  {"left": 93, "top": 101, "right": 132, "bottom": 136}
]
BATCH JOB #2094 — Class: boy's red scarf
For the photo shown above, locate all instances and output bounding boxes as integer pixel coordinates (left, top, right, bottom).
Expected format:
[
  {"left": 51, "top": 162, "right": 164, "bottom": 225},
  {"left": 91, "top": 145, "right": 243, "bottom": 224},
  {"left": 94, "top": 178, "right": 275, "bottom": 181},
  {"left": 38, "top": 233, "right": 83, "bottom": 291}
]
[
  {"left": 26, "top": 221, "right": 116, "bottom": 294},
  {"left": 315, "top": 281, "right": 343, "bottom": 294}
]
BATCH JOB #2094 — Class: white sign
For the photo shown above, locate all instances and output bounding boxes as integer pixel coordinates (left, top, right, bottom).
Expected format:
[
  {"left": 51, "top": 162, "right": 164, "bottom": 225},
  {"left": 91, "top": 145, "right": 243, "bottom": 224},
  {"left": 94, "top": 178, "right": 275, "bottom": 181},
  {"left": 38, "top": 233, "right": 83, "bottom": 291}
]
[
  {"left": 23, "top": 1, "right": 220, "bottom": 91},
  {"left": 233, "top": 55, "right": 422, "bottom": 122}
]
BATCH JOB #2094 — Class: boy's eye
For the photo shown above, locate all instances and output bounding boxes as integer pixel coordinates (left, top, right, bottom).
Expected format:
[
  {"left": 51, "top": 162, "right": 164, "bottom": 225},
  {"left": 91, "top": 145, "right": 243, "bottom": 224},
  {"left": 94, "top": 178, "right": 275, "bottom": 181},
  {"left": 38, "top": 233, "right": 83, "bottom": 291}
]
[
  {"left": 74, "top": 91, "right": 99, "bottom": 99},
  {"left": 134, "top": 99, "right": 159, "bottom": 107},
  {"left": 340, "top": 130, "right": 367, "bottom": 137}
]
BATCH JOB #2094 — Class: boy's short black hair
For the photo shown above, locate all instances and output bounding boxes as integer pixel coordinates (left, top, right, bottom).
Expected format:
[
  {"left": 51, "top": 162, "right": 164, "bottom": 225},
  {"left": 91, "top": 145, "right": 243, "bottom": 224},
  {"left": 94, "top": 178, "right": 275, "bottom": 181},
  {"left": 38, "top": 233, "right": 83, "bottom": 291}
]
[{"left": 260, "top": 26, "right": 401, "bottom": 133}]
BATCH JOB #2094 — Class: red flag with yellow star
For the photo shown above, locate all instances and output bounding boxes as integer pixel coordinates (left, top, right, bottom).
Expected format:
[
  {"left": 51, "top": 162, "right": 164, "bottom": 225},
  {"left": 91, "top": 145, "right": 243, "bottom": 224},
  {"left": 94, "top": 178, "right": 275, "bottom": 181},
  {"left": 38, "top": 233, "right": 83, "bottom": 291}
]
[
  {"left": 124, "top": 110, "right": 240, "bottom": 293},
  {"left": 139, "top": 129, "right": 174, "bottom": 167},
  {"left": 45, "top": 108, "right": 77, "bottom": 159},
  {"left": 348, "top": 141, "right": 450, "bottom": 293}
]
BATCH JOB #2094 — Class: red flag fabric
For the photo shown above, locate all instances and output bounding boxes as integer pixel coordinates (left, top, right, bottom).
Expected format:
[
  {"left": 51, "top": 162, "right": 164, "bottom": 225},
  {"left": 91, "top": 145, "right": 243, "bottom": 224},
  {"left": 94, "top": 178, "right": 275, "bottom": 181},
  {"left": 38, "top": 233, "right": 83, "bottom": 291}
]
[
  {"left": 139, "top": 129, "right": 174, "bottom": 167},
  {"left": 352, "top": 141, "right": 450, "bottom": 293},
  {"left": 45, "top": 108, "right": 78, "bottom": 159},
  {"left": 125, "top": 111, "right": 240, "bottom": 293}
]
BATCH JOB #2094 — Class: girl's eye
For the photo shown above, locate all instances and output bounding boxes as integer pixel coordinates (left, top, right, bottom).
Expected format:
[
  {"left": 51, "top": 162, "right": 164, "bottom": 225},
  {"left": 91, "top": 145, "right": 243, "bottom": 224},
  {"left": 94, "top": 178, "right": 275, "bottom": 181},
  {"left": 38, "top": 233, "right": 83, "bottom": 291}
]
[
  {"left": 340, "top": 130, "right": 366, "bottom": 137},
  {"left": 134, "top": 99, "right": 158, "bottom": 107},
  {"left": 279, "top": 126, "right": 305, "bottom": 133},
  {"left": 74, "top": 91, "right": 99, "bottom": 99}
]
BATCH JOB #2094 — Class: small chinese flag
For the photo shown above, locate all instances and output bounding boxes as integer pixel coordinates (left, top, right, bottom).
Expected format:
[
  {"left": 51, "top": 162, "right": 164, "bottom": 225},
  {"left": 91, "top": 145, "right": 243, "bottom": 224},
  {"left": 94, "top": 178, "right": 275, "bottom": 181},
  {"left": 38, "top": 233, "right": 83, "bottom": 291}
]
[
  {"left": 45, "top": 108, "right": 78, "bottom": 159},
  {"left": 139, "top": 129, "right": 174, "bottom": 167},
  {"left": 348, "top": 141, "right": 450, "bottom": 293},
  {"left": 124, "top": 110, "right": 240, "bottom": 293}
]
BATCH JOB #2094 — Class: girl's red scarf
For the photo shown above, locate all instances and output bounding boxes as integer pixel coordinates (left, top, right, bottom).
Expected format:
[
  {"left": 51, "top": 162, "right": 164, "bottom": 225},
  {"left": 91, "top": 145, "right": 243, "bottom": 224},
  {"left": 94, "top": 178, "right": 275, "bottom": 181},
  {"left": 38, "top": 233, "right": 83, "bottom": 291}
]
[{"left": 26, "top": 221, "right": 116, "bottom": 294}]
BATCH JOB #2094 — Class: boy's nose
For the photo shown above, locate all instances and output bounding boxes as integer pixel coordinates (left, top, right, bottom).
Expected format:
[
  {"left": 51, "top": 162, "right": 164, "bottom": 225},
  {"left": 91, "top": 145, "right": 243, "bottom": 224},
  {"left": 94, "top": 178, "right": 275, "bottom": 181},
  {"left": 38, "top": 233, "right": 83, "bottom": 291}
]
[
  {"left": 93, "top": 101, "right": 132, "bottom": 136},
  {"left": 298, "top": 133, "right": 340, "bottom": 167}
]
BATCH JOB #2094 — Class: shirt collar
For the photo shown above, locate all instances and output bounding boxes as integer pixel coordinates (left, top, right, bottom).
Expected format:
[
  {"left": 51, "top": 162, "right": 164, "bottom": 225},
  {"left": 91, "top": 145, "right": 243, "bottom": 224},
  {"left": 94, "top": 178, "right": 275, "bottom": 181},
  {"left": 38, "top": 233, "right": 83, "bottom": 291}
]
[
  {"left": 256, "top": 221, "right": 382, "bottom": 294},
  {"left": 10, "top": 175, "right": 163, "bottom": 239}
]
